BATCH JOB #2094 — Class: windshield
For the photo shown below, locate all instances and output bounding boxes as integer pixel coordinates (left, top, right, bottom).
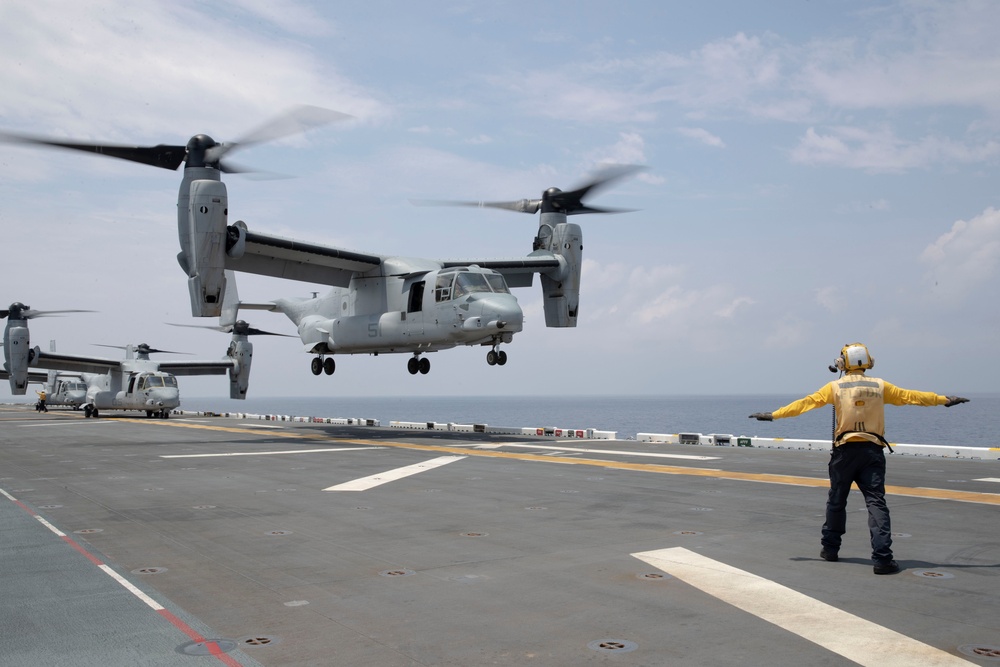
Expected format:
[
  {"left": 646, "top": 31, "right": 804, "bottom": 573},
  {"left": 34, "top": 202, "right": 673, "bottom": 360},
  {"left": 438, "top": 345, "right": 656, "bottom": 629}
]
[
  {"left": 452, "top": 273, "right": 492, "bottom": 298},
  {"left": 485, "top": 273, "right": 510, "bottom": 294}
]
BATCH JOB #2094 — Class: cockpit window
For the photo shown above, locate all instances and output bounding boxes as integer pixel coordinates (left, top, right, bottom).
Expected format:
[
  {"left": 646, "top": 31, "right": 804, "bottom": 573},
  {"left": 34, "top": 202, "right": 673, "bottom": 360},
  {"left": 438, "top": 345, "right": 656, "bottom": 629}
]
[
  {"left": 163, "top": 376, "right": 178, "bottom": 388},
  {"left": 144, "top": 376, "right": 165, "bottom": 388},
  {"left": 485, "top": 273, "right": 510, "bottom": 294},
  {"left": 435, "top": 273, "right": 455, "bottom": 302},
  {"left": 452, "top": 273, "right": 492, "bottom": 298}
]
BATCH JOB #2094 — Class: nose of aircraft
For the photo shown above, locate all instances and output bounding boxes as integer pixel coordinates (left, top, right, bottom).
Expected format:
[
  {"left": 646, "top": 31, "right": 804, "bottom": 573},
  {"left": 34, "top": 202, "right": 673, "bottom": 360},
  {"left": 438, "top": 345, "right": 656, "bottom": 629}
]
[
  {"left": 476, "top": 294, "right": 524, "bottom": 333},
  {"left": 147, "top": 387, "right": 181, "bottom": 409}
]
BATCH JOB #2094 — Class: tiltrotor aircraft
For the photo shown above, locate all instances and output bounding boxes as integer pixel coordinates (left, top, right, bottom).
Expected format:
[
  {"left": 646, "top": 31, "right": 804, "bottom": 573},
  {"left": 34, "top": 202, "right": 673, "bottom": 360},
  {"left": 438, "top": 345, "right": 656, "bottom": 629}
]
[
  {"left": 34, "top": 342, "right": 89, "bottom": 409},
  {"left": 1, "top": 302, "right": 255, "bottom": 417},
  {"left": 1, "top": 109, "right": 642, "bottom": 377}
]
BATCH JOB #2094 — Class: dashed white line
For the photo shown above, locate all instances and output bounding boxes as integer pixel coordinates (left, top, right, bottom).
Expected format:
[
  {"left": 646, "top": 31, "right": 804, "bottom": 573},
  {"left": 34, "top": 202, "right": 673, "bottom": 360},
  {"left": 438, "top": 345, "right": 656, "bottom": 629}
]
[
  {"left": 325, "top": 455, "right": 466, "bottom": 491},
  {"left": 632, "top": 547, "right": 973, "bottom": 667},
  {"left": 161, "top": 447, "right": 378, "bottom": 459}
]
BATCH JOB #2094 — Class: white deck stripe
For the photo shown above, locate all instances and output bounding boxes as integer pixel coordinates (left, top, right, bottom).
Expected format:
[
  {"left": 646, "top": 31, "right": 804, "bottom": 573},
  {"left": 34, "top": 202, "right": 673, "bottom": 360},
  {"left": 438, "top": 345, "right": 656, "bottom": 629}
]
[
  {"left": 501, "top": 443, "right": 719, "bottom": 460},
  {"left": 632, "top": 547, "right": 972, "bottom": 667},
  {"left": 161, "top": 447, "right": 377, "bottom": 458},
  {"left": 324, "top": 455, "right": 466, "bottom": 491},
  {"left": 98, "top": 564, "right": 164, "bottom": 610},
  {"left": 974, "top": 478, "right": 1000, "bottom": 483}
]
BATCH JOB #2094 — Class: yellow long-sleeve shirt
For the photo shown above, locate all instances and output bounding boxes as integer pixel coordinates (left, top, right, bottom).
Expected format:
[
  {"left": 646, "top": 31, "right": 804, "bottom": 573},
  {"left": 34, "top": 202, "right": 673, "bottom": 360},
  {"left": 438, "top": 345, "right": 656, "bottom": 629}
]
[
  {"left": 773, "top": 378, "right": 947, "bottom": 419},
  {"left": 771, "top": 372, "right": 948, "bottom": 445}
]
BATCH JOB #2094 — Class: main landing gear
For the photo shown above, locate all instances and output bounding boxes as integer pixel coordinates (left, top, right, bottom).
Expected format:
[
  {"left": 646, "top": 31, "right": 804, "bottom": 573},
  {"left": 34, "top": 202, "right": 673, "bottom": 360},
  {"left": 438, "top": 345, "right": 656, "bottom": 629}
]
[
  {"left": 145, "top": 409, "right": 171, "bottom": 419},
  {"left": 408, "top": 355, "right": 431, "bottom": 375},
  {"left": 486, "top": 346, "right": 508, "bottom": 366},
  {"left": 311, "top": 356, "right": 336, "bottom": 376},
  {"left": 84, "top": 405, "right": 100, "bottom": 419}
]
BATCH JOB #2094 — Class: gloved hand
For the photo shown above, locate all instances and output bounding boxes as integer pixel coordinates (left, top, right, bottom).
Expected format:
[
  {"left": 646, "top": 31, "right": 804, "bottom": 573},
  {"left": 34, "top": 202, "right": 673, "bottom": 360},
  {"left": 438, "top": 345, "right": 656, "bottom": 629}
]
[
  {"left": 944, "top": 396, "right": 969, "bottom": 407},
  {"left": 749, "top": 412, "right": 773, "bottom": 421}
]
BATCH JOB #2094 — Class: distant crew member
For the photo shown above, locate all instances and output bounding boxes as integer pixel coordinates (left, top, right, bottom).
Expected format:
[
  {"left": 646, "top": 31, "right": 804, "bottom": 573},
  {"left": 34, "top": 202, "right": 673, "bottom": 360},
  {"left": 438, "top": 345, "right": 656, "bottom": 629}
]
[
  {"left": 749, "top": 343, "right": 969, "bottom": 575},
  {"left": 35, "top": 389, "right": 48, "bottom": 412}
]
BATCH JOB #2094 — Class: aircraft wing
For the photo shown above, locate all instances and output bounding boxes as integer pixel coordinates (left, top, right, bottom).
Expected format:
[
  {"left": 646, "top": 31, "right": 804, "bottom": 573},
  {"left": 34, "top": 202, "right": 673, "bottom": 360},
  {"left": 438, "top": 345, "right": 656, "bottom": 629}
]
[
  {"left": 31, "top": 351, "right": 123, "bottom": 375},
  {"left": 227, "top": 229, "right": 384, "bottom": 287},
  {"left": 441, "top": 254, "right": 562, "bottom": 288},
  {"left": 0, "top": 368, "right": 49, "bottom": 384},
  {"left": 156, "top": 360, "right": 234, "bottom": 376}
]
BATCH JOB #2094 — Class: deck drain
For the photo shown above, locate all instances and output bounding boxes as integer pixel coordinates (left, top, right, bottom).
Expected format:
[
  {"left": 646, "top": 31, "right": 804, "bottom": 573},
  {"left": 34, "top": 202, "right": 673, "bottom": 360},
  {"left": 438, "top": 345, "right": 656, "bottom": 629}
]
[
  {"left": 132, "top": 567, "right": 168, "bottom": 575},
  {"left": 690, "top": 507, "right": 713, "bottom": 511},
  {"left": 892, "top": 532, "right": 911, "bottom": 538},
  {"left": 176, "top": 639, "right": 237, "bottom": 656},
  {"left": 284, "top": 600, "right": 310, "bottom": 607},
  {"left": 192, "top": 505, "right": 216, "bottom": 510},
  {"left": 379, "top": 569, "right": 416, "bottom": 577},
  {"left": 37, "top": 504, "right": 62, "bottom": 509},
  {"left": 353, "top": 506, "right": 371, "bottom": 510},
  {"left": 266, "top": 530, "right": 292, "bottom": 536},
  {"left": 912, "top": 569, "right": 954, "bottom": 579},
  {"left": 673, "top": 530, "right": 703, "bottom": 536},
  {"left": 74, "top": 528, "right": 103, "bottom": 534},
  {"left": 241, "top": 635, "right": 279, "bottom": 647},
  {"left": 525, "top": 506, "right": 547, "bottom": 510},
  {"left": 588, "top": 639, "right": 638, "bottom": 653},
  {"left": 637, "top": 572, "right": 671, "bottom": 580},
  {"left": 959, "top": 644, "right": 1000, "bottom": 660},
  {"left": 461, "top": 532, "right": 488, "bottom": 537}
]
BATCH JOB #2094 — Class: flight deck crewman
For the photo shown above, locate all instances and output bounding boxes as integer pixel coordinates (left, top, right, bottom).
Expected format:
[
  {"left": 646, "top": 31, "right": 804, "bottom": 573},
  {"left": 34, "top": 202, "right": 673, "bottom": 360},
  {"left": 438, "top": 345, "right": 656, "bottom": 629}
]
[
  {"left": 749, "top": 343, "right": 969, "bottom": 575},
  {"left": 35, "top": 389, "right": 48, "bottom": 412}
]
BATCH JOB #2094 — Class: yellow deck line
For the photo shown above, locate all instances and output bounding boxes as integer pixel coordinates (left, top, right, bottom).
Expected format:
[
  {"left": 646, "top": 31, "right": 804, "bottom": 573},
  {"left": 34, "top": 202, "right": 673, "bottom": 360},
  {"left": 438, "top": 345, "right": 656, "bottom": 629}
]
[{"left": 129, "top": 419, "right": 1000, "bottom": 506}]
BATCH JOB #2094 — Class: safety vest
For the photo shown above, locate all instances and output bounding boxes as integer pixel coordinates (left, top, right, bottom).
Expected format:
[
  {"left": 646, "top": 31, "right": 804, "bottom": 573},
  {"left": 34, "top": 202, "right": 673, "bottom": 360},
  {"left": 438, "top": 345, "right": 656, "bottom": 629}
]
[{"left": 833, "top": 375, "right": 888, "bottom": 447}]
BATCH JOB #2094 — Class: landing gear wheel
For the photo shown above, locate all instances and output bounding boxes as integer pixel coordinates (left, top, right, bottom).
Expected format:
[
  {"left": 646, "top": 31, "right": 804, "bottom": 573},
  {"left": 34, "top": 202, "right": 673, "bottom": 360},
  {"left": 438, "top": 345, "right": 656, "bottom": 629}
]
[
  {"left": 487, "top": 350, "right": 497, "bottom": 366},
  {"left": 497, "top": 350, "right": 507, "bottom": 366},
  {"left": 323, "top": 357, "right": 336, "bottom": 375},
  {"left": 407, "top": 357, "right": 420, "bottom": 375},
  {"left": 311, "top": 357, "right": 323, "bottom": 375},
  {"left": 84, "top": 405, "right": 93, "bottom": 418},
  {"left": 161, "top": 410, "right": 170, "bottom": 419},
  {"left": 146, "top": 410, "right": 153, "bottom": 418},
  {"left": 419, "top": 357, "right": 431, "bottom": 374}
]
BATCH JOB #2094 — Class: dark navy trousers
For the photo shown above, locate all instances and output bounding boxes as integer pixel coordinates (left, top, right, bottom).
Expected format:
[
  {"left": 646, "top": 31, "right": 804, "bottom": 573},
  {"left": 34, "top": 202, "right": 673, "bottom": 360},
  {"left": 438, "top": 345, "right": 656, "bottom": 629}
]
[{"left": 821, "top": 442, "right": 893, "bottom": 564}]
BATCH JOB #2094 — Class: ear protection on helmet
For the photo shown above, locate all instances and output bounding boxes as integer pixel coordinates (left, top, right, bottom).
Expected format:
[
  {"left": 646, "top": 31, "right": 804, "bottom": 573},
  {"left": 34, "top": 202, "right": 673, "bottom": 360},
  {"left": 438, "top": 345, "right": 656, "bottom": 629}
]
[{"left": 835, "top": 342, "right": 874, "bottom": 371}]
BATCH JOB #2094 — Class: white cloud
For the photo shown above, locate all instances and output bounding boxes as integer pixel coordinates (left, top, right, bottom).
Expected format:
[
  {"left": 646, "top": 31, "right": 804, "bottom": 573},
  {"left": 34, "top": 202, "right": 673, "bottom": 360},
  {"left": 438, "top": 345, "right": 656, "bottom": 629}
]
[
  {"left": 920, "top": 207, "right": 1000, "bottom": 299},
  {"left": 789, "top": 126, "right": 1000, "bottom": 171},
  {"left": 677, "top": 127, "right": 725, "bottom": 148}
]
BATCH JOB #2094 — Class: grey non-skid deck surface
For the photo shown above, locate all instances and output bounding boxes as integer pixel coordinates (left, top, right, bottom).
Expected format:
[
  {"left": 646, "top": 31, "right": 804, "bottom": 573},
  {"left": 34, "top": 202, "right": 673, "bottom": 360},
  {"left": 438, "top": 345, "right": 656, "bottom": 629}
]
[{"left": 1, "top": 405, "right": 997, "bottom": 666}]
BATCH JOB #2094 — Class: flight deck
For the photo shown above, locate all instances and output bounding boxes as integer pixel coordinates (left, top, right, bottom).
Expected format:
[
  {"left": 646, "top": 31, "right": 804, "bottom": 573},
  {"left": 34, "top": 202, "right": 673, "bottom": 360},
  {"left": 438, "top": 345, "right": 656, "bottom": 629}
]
[{"left": 2, "top": 404, "right": 998, "bottom": 666}]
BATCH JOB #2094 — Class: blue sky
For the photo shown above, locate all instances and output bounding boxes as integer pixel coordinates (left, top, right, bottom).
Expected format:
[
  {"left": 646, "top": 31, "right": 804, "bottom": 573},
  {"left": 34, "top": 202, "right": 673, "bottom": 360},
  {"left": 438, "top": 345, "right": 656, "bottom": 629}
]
[{"left": 1, "top": 0, "right": 997, "bottom": 401}]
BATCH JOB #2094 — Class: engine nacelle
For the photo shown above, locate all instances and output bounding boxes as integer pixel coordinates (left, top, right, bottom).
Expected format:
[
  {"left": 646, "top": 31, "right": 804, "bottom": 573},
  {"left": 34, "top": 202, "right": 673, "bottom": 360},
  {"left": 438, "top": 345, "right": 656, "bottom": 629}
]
[
  {"left": 537, "top": 216, "right": 583, "bottom": 328},
  {"left": 227, "top": 337, "right": 253, "bottom": 399},
  {"left": 3, "top": 324, "right": 36, "bottom": 394},
  {"left": 226, "top": 220, "right": 247, "bottom": 259},
  {"left": 185, "top": 179, "right": 229, "bottom": 317}
]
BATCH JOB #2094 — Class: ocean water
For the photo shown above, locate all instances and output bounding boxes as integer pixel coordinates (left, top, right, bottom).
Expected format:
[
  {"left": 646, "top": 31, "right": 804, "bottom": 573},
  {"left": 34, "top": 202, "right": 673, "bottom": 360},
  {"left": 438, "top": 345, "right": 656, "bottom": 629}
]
[{"left": 181, "top": 393, "right": 1000, "bottom": 448}]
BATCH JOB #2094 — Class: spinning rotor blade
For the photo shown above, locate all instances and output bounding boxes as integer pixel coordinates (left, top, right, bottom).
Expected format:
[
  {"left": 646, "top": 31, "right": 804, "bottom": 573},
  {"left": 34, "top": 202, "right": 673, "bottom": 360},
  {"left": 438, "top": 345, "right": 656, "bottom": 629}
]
[
  {"left": 167, "top": 321, "right": 294, "bottom": 337},
  {"left": 93, "top": 343, "right": 190, "bottom": 355},
  {"left": 0, "top": 105, "right": 351, "bottom": 174},
  {"left": 0, "top": 132, "right": 186, "bottom": 170},
  {"left": 204, "top": 105, "right": 352, "bottom": 169},
  {"left": 1, "top": 302, "right": 94, "bottom": 319},
  {"left": 412, "top": 164, "right": 644, "bottom": 216}
]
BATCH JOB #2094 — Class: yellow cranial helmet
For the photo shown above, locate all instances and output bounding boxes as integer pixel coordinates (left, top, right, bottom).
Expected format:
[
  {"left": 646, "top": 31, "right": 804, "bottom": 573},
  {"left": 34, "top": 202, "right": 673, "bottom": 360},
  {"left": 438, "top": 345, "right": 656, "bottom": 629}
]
[{"left": 836, "top": 342, "right": 874, "bottom": 371}]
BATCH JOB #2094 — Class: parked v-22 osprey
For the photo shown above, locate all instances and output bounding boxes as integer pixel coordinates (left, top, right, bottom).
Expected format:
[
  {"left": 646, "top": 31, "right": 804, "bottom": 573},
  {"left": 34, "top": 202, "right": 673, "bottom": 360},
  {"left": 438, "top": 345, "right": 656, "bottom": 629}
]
[
  {"left": 1, "top": 109, "right": 643, "bottom": 376},
  {"left": 1, "top": 302, "right": 255, "bottom": 417}
]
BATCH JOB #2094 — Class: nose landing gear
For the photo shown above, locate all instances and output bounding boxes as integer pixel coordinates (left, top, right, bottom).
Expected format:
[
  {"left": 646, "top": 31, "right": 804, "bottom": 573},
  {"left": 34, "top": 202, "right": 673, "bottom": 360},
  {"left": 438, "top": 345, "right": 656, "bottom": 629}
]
[
  {"left": 408, "top": 354, "right": 431, "bottom": 375},
  {"left": 486, "top": 346, "right": 507, "bottom": 366},
  {"left": 311, "top": 356, "right": 336, "bottom": 375}
]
